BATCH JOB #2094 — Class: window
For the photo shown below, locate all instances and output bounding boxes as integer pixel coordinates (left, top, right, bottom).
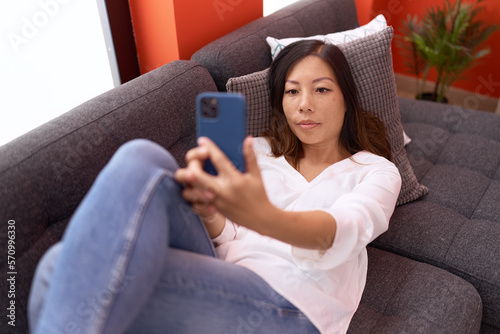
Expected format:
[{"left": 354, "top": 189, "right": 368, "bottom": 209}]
[{"left": 0, "top": 1, "right": 114, "bottom": 146}]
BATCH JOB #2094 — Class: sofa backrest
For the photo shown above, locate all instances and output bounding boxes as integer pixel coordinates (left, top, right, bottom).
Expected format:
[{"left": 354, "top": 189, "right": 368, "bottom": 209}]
[{"left": 191, "top": 0, "right": 359, "bottom": 91}]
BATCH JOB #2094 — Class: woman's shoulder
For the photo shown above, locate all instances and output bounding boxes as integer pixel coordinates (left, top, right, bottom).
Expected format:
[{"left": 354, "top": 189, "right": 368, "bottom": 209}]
[{"left": 351, "top": 151, "right": 398, "bottom": 172}]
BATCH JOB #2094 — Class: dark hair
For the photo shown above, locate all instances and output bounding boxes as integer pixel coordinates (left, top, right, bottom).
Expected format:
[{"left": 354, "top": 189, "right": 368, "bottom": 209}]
[{"left": 263, "top": 39, "right": 392, "bottom": 166}]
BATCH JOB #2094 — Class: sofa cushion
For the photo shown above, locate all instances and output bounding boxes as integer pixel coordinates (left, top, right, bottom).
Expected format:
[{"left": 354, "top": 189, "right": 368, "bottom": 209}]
[
  {"left": 348, "top": 247, "right": 482, "bottom": 334},
  {"left": 227, "top": 27, "right": 427, "bottom": 206},
  {"left": 373, "top": 97, "right": 500, "bottom": 333}
]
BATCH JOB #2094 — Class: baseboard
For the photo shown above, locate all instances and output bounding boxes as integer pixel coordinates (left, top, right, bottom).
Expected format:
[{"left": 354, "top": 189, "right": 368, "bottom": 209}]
[{"left": 395, "top": 73, "right": 500, "bottom": 114}]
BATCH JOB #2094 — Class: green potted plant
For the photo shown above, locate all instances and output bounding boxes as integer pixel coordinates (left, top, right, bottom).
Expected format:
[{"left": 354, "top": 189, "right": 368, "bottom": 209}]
[{"left": 398, "top": 0, "right": 497, "bottom": 103}]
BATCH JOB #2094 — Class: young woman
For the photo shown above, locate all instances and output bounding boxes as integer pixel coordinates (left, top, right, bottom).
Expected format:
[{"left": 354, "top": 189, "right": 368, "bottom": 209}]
[{"left": 28, "top": 40, "right": 401, "bottom": 334}]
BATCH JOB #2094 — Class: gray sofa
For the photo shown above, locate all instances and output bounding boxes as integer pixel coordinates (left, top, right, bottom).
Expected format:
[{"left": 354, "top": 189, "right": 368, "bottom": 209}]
[{"left": 1, "top": 0, "right": 499, "bottom": 333}]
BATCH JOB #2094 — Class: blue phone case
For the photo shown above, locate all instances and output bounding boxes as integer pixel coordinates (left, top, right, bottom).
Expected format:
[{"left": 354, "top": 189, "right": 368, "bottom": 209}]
[{"left": 196, "top": 92, "right": 247, "bottom": 175}]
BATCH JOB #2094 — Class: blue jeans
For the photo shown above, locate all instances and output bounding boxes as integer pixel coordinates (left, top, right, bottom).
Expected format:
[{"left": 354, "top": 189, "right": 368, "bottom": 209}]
[{"left": 28, "top": 139, "right": 319, "bottom": 334}]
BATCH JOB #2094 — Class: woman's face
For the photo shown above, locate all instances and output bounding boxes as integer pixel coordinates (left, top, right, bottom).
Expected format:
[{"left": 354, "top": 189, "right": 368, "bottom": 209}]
[{"left": 282, "top": 55, "right": 346, "bottom": 149}]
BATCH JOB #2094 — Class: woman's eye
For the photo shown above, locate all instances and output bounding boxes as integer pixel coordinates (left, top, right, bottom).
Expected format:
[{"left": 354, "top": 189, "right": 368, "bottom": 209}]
[
  {"left": 285, "top": 89, "right": 299, "bottom": 95},
  {"left": 317, "top": 87, "right": 330, "bottom": 93}
]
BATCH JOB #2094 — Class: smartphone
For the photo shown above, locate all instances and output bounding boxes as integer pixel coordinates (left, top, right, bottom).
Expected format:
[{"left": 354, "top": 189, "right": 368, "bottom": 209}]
[{"left": 196, "top": 92, "right": 247, "bottom": 175}]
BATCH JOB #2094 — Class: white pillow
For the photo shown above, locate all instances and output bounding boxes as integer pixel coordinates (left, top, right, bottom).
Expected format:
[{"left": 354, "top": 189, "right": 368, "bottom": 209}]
[
  {"left": 403, "top": 131, "right": 412, "bottom": 146},
  {"left": 266, "top": 14, "right": 387, "bottom": 60}
]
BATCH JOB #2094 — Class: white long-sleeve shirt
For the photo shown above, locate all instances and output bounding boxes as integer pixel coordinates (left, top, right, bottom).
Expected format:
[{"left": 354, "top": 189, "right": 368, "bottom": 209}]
[{"left": 213, "top": 137, "right": 401, "bottom": 333}]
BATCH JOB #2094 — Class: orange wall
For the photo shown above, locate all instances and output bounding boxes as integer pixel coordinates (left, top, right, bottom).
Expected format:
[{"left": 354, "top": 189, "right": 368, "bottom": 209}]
[
  {"left": 354, "top": 0, "right": 373, "bottom": 25},
  {"left": 129, "top": 0, "right": 263, "bottom": 74},
  {"left": 356, "top": 0, "right": 500, "bottom": 98}
]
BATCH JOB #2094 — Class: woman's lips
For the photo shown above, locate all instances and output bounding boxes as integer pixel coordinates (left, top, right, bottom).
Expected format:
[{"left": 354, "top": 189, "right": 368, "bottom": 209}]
[{"left": 298, "top": 121, "right": 319, "bottom": 129}]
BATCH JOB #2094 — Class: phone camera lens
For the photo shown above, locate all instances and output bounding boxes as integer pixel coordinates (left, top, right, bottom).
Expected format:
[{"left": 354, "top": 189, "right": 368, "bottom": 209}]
[{"left": 201, "top": 97, "right": 218, "bottom": 118}]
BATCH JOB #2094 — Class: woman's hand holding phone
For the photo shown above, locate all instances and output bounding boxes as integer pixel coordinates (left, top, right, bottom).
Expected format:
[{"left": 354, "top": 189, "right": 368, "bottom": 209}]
[
  {"left": 176, "top": 92, "right": 280, "bottom": 239},
  {"left": 175, "top": 136, "right": 274, "bottom": 238}
]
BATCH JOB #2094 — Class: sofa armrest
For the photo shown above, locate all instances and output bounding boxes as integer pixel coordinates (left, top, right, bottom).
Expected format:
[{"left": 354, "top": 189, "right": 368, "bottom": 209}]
[{"left": 0, "top": 60, "right": 216, "bottom": 334}]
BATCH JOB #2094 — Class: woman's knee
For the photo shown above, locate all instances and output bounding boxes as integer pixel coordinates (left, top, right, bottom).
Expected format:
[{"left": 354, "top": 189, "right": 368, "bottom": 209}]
[{"left": 110, "top": 139, "right": 180, "bottom": 174}]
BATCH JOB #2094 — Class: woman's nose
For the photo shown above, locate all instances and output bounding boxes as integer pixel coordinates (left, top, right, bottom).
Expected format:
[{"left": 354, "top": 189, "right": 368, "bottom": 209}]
[{"left": 299, "top": 92, "right": 313, "bottom": 112}]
